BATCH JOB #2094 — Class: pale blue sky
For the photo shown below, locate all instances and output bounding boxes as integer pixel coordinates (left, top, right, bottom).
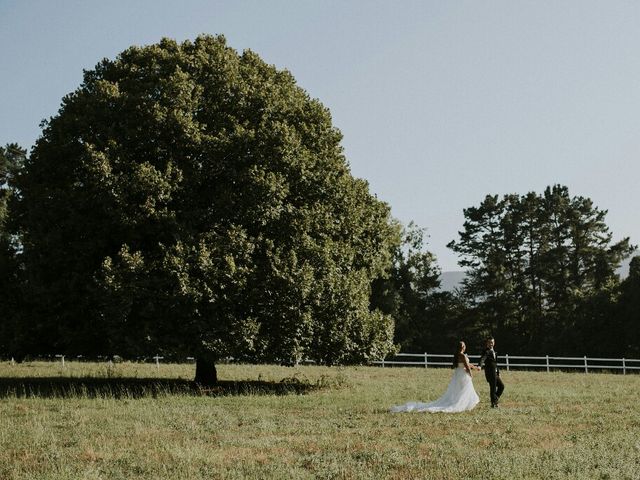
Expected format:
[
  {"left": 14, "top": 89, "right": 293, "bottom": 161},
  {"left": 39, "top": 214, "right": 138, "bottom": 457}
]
[{"left": 2, "top": 0, "right": 639, "bottom": 270}]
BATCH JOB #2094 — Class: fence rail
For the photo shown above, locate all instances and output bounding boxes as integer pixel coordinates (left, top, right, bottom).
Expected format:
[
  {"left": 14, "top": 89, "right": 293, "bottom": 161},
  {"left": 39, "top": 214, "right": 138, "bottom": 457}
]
[
  {"left": 7, "top": 353, "right": 640, "bottom": 374},
  {"left": 371, "top": 353, "right": 640, "bottom": 374}
]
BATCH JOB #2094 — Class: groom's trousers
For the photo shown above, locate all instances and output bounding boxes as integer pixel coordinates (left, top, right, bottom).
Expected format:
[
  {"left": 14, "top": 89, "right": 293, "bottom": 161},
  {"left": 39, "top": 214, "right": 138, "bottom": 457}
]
[{"left": 485, "top": 370, "right": 504, "bottom": 406}]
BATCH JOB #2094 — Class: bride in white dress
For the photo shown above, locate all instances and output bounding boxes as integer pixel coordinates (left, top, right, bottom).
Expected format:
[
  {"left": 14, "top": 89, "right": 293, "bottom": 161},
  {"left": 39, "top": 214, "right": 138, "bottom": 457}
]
[{"left": 390, "top": 341, "right": 480, "bottom": 413}]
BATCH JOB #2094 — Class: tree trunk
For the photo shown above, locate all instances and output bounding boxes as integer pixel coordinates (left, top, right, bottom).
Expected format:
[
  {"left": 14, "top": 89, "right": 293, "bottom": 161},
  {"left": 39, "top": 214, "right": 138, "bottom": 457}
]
[{"left": 194, "top": 356, "right": 218, "bottom": 386}]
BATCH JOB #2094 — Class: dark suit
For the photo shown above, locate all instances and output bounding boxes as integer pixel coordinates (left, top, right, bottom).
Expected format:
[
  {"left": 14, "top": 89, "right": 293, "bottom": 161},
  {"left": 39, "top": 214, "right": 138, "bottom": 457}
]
[{"left": 480, "top": 347, "right": 504, "bottom": 406}]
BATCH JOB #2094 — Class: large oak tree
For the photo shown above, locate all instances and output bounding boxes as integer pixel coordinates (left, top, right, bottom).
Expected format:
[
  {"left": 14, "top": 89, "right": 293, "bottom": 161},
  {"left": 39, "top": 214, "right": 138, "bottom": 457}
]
[{"left": 11, "top": 36, "right": 398, "bottom": 383}]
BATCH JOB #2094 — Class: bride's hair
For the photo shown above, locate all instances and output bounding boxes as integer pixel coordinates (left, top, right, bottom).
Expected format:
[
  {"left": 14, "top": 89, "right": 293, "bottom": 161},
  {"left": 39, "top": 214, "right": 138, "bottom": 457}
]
[{"left": 452, "top": 341, "right": 465, "bottom": 368}]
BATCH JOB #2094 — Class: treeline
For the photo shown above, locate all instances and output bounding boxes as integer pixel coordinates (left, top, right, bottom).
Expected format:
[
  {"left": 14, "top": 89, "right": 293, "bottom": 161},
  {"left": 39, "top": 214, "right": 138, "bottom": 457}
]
[
  {"left": 2, "top": 138, "right": 638, "bottom": 359},
  {"left": 374, "top": 186, "right": 639, "bottom": 357},
  {"left": 0, "top": 36, "right": 638, "bottom": 373},
  {"left": 0, "top": 36, "right": 402, "bottom": 384}
]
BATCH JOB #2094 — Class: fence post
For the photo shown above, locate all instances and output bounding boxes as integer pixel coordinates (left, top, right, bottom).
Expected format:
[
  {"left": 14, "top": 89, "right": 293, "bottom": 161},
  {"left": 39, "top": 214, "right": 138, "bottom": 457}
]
[
  {"left": 424, "top": 353, "right": 428, "bottom": 368},
  {"left": 546, "top": 355, "right": 550, "bottom": 373},
  {"left": 381, "top": 358, "right": 385, "bottom": 368},
  {"left": 584, "top": 355, "right": 588, "bottom": 374},
  {"left": 153, "top": 355, "right": 163, "bottom": 370},
  {"left": 55, "top": 354, "right": 65, "bottom": 368},
  {"left": 505, "top": 354, "right": 510, "bottom": 372},
  {"left": 623, "top": 358, "right": 626, "bottom": 375}
]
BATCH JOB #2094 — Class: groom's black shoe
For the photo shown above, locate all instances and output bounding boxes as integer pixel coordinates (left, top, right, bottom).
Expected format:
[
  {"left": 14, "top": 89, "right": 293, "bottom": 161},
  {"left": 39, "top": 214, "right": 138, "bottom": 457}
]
[{"left": 491, "top": 403, "right": 499, "bottom": 408}]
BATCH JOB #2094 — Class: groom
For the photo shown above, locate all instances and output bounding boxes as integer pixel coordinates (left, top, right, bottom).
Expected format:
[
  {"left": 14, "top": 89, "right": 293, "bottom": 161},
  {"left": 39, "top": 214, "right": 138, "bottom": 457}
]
[{"left": 479, "top": 336, "right": 504, "bottom": 408}]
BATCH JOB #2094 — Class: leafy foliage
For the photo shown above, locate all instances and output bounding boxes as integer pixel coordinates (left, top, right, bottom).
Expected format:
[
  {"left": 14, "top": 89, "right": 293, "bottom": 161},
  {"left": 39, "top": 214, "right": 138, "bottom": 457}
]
[
  {"left": 448, "top": 185, "right": 635, "bottom": 354},
  {"left": 371, "top": 222, "right": 459, "bottom": 352},
  {"left": 614, "top": 256, "right": 640, "bottom": 357},
  {"left": 0, "top": 143, "right": 25, "bottom": 240},
  {"left": 11, "top": 36, "right": 398, "bottom": 364},
  {"left": 0, "top": 144, "right": 26, "bottom": 355}
]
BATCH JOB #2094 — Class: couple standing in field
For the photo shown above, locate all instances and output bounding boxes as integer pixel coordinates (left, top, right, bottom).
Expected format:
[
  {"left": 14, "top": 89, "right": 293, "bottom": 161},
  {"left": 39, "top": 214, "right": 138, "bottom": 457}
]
[{"left": 390, "top": 337, "right": 505, "bottom": 413}]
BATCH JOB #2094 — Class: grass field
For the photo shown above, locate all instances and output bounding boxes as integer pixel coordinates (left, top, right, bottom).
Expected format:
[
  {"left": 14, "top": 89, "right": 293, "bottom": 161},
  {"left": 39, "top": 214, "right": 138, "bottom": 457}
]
[{"left": 0, "top": 361, "right": 639, "bottom": 479}]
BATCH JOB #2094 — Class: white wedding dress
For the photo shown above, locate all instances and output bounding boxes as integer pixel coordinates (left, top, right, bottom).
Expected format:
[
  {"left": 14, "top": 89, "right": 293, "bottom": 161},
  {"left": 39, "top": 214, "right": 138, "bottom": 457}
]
[{"left": 390, "top": 362, "right": 480, "bottom": 413}]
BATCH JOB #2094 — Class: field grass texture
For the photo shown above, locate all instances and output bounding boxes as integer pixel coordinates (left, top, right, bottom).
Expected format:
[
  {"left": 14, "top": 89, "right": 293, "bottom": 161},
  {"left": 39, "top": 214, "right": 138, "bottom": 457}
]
[{"left": 0, "top": 361, "right": 639, "bottom": 479}]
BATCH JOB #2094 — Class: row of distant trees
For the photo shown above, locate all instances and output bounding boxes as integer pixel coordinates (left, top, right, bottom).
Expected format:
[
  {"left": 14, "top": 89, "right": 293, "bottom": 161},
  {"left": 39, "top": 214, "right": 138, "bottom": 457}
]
[
  {"left": 373, "top": 187, "right": 639, "bottom": 357},
  {"left": 1, "top": 36, "right": 638, "bottom": 386}
]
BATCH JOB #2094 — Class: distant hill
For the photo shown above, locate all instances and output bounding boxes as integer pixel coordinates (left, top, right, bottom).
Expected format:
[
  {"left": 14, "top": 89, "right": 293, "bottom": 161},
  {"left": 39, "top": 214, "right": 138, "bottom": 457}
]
[{"left": 438, "top": 255, "right": 637, "bottom": 292}]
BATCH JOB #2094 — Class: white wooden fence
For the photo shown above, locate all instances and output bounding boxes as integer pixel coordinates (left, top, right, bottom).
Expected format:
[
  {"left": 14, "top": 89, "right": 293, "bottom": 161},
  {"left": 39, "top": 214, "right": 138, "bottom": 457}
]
[
  {"left": 372, "top": 353, "right": 640, "bottom": 374},
  {"left": 10, "top": 353, "right": 640, "bottom": 374}
]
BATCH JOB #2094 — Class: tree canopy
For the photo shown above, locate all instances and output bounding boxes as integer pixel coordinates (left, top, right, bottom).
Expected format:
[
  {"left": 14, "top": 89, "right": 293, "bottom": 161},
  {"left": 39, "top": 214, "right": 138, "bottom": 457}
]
[
  {"left": 0, "top": 144, "right": 26, "bottom": 355},
  {"left": 0, "top": 143, "right": 25, "bottom": 241},
  {"left": 10, "top": 35, "right": 399, "bottom": 380},
  {"left": 612, "top": 256, "right": 640, "bottom": 357},
  {"left": 3, "top": 38, "right": 637, "bottom": 367},
  {"left": 447, "top": 185, "right": 635, "bottom": 354},
  {"left": 370, "top": 222, "right": 459, "bottom": 352}
]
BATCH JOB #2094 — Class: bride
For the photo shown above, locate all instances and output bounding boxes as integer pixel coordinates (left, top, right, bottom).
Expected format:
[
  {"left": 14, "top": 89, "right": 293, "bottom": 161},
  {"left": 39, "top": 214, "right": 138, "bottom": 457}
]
[{"left": 390, "top": 341, "right": 480, "bottom": 413}]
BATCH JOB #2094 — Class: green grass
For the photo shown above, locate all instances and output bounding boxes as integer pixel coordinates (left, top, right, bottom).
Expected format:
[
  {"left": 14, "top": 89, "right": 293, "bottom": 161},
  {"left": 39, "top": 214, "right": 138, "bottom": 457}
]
[{"left": 0, "top": 361, "right": 639, "bottom": 479}]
